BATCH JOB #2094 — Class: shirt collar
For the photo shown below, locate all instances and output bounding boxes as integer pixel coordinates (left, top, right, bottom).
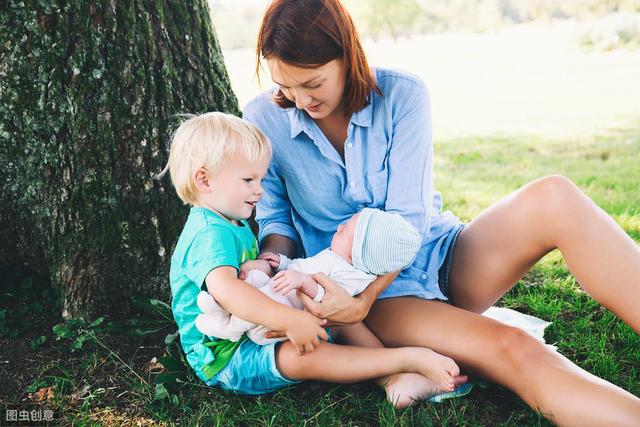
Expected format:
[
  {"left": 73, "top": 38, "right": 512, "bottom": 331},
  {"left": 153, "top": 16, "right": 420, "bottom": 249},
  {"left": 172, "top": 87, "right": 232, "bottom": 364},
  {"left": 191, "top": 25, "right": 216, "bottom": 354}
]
[
  {"left": 287, "top": 108, "right": 310, "bottom": 138},
  {"left": 287, "top": 98, "right": 374, "bottom": 138},
  {"left": 350, "top": 100, "right": 373, "bottom": 128}
]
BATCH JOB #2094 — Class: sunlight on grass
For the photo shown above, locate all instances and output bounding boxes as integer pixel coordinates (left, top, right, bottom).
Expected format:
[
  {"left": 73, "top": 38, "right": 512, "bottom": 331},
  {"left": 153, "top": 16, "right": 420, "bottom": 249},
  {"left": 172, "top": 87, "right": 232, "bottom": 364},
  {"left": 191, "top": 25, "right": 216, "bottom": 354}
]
[
  {"left": 224, "top": 22, "right": 640, "bottom": 140},
  {"left": 436, "top": 127, "right": 640, "bottom": 402}
]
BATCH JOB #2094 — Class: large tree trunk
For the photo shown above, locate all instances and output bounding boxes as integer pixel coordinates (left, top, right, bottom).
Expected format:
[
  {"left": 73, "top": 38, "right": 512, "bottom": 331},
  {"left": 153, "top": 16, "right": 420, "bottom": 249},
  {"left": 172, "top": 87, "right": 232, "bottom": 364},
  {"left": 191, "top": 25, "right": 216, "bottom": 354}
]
[{"left": 0, "top": 1, "right": 239, "bottom": 318}]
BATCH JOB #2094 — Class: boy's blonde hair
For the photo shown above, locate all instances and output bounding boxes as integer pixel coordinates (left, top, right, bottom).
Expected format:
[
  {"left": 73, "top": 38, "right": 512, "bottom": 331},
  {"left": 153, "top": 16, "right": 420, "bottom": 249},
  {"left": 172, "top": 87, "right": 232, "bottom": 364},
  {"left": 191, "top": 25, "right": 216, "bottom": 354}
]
[{"left": 160, "top": 112, "right": 271, "bottom": 205}]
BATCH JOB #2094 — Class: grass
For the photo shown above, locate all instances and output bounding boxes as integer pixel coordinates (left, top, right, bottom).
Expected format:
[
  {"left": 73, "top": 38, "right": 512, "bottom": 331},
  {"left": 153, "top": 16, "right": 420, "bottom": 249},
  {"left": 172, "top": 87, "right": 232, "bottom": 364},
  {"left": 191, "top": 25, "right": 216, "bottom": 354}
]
[
  {"left": 1, "top": 127, "right": 639, "bottom": 425},
  {"left": 225, "top": 21, "right": 640, "bottom": 141}
]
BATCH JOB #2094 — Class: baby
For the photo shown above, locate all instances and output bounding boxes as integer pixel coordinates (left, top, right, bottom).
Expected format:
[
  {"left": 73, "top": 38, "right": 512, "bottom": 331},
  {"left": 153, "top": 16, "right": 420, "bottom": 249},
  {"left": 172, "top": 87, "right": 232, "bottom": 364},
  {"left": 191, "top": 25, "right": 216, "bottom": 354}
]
[{"left": 195, "top": 207, "right": 421, "bottom": 345}]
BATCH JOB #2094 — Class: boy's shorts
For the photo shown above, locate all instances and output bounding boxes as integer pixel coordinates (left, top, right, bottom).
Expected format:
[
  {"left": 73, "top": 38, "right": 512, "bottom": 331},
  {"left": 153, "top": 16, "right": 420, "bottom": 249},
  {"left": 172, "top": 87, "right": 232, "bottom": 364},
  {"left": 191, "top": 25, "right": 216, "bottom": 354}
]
[
  {"left": 205, "top": 338, "right": 299, "bottom": 395},
  {"left": 206, "top": 328, "right": 335, "bottom": 395}
]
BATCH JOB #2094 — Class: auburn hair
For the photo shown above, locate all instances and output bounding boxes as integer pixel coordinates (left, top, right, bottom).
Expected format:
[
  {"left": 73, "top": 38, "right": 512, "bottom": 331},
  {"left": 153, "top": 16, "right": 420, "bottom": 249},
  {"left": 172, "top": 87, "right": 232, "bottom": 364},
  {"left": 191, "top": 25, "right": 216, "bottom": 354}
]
[{"left": 256, "top": 0, "right": 381, "bottom": 117}]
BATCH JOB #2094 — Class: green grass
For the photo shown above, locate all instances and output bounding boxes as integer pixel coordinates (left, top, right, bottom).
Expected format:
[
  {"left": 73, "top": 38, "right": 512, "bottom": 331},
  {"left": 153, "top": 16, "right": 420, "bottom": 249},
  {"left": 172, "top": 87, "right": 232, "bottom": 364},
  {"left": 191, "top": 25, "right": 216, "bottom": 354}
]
[
  {"left": 2, "top": 128, "right": 639, "bottom": 425},
  {"left": 436, "top": 130, "right": 640, "bottom": 223}
]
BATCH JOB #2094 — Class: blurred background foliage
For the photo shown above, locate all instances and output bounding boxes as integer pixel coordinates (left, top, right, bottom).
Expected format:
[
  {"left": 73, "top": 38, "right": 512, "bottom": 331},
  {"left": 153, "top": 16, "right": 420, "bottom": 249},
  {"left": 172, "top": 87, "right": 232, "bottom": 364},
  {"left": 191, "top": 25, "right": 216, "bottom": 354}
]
[{"left": 209, "top": 0, "right": 640, "bottom": 50}]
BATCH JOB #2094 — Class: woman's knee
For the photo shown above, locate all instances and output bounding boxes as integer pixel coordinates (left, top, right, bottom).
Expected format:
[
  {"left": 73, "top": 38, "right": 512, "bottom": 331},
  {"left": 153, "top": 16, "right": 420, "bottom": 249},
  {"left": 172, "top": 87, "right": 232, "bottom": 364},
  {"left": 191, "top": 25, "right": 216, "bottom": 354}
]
[
  {"left": 523, "top": 175, "right": 580, "bottom": 207},
  {"left": 524, "top": 175, "right": 579, "bottom": 209},
  {"left": 518, "top": 175, "right": 583, "bottom": 224},
  {"left": 494, "top": 325, "right": 548, "bottom": 372}
]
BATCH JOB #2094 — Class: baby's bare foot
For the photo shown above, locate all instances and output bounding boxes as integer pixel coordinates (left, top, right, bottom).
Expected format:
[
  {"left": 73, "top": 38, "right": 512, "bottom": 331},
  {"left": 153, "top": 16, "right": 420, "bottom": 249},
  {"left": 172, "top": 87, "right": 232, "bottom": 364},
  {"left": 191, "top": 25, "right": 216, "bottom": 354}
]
[{"left": 411, "top": 348, "right": 461, "bottom": 392}]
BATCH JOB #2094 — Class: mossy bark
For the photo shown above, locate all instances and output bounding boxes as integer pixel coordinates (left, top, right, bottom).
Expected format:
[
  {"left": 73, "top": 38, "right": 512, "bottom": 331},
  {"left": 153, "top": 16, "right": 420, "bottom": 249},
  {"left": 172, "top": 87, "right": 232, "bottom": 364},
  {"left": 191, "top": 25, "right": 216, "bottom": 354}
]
[{"left": 0, "top": 1, "right": 239, "bottom": 317}]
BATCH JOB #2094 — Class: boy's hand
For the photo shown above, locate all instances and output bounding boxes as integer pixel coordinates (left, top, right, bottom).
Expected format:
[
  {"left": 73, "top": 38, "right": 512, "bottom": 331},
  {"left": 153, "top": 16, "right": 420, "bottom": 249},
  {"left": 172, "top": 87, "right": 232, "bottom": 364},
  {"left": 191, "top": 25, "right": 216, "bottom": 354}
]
[
  {"left": 272, "top": 270, "right": 310, "bottom": 295},
  {"left": 258, "top": 252, "right": 281, "bottom": 270},
  {"left": 285, "top": 312, "right": 328, "bottom": 356},
  {"left": 238, "top": 259, "right": 273, "bottom": 280}
]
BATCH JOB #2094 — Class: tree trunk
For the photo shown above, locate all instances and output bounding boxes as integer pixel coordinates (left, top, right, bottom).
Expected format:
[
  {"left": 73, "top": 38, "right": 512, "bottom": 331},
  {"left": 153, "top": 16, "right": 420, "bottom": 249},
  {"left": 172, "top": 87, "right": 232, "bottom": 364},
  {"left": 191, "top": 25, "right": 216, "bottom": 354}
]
[{"left": 0, "top": 0, "right": 239, "bottom": 318}]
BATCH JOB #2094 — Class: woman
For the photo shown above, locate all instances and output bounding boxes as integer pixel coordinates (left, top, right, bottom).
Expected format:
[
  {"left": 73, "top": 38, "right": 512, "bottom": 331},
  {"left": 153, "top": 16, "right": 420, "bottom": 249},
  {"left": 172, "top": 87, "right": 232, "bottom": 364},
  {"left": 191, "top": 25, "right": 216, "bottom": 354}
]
[{"left": 243, "top": 0, "right": 640, "bottom": 424}]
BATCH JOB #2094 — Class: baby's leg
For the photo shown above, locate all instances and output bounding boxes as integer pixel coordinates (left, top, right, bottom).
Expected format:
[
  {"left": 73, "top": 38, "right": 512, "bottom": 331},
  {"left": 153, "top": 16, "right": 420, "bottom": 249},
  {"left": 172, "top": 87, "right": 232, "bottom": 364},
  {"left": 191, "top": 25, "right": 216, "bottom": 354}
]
[
  {"left": 334, "top": 323, "right": 465, "bottom": 408},
  {"left": 276, "top": 340, "right": 463, "bottom": 394},
  {"left": 244, "top": 271, "right": 298, "bottom": 344},
  {"left": 244, "top": 270, "right": 271, "bottom": 288},
  {"left": 196, "top": 270, "right": 289, "bottom": 342},
  {"left": 195, "top": 291, "right": 247, "bottom": 341}
]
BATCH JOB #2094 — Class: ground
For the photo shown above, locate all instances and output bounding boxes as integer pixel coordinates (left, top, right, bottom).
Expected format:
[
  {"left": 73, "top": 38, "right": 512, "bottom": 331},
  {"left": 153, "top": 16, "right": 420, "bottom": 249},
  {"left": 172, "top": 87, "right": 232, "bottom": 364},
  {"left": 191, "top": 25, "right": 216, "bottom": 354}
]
[{"left": 2, "top": 127, "right": 639, "bottom": 426}]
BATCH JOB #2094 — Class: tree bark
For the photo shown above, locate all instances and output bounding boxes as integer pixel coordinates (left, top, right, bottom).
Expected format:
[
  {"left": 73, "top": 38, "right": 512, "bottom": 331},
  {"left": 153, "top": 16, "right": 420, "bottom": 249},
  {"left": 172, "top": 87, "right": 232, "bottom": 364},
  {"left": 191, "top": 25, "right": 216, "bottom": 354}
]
[{"left": 0, "top": 0, "right": 239, "bottom": 318}]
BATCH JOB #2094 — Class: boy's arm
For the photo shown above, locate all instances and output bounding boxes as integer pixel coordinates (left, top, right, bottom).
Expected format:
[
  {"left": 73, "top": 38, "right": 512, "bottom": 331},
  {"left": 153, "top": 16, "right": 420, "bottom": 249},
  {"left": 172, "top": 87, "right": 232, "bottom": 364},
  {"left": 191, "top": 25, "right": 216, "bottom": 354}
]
[
  {"left": 206, "top": 266, "right": 297, "bottom": 330},
  {"left": 205, "top": 266, "right": 328, "bottom": 354}
]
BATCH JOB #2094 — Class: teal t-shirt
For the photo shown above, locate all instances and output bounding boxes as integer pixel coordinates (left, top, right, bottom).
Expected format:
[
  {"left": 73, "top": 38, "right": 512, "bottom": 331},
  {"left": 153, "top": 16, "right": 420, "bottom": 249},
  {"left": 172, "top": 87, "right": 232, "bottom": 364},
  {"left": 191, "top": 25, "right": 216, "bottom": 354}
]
[{"left": 169, "top": 207, "right": 258, "bottom": 382}]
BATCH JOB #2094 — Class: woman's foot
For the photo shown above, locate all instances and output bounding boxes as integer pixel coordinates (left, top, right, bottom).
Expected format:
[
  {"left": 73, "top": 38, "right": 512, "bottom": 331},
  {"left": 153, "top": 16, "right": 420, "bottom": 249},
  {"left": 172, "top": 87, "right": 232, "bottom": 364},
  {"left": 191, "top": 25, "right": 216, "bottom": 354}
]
[{"left": 408, "top": 348, "right": 463, "bottom": 392}]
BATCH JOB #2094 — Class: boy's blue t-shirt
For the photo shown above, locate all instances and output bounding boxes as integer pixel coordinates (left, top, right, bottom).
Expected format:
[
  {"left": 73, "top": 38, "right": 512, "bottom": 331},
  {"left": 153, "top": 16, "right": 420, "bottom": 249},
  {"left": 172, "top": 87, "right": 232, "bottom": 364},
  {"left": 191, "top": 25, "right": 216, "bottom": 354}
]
[{"left": 170, "top": 207, "right": 258, "bottom": 381}]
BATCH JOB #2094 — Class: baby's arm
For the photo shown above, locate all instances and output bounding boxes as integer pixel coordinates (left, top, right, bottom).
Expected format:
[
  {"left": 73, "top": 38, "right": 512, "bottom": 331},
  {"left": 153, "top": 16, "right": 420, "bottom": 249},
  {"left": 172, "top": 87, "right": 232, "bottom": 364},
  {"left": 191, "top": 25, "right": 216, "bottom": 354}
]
[
  {"left": 238, "top": 258, "right": 274, "bottom": 279},
  {"left": 205, "top": 266, "right": 327, "bottom": 354},
  {"left": 272, "top": 270, "right": 323, "bottom": 300},
  {"left": 258, "top": 251, "right": 292, "bottom": 271}
]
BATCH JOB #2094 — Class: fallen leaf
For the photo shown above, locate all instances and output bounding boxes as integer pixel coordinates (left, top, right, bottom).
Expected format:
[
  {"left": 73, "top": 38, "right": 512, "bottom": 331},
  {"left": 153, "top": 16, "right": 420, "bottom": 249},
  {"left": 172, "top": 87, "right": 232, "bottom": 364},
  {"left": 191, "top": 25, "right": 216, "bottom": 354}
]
[
  {"left": 29, "top": 386, "right": 55, "bottom": 402},
  {"left": 145, "top": 356, "right": 165, "bottom": 374}
]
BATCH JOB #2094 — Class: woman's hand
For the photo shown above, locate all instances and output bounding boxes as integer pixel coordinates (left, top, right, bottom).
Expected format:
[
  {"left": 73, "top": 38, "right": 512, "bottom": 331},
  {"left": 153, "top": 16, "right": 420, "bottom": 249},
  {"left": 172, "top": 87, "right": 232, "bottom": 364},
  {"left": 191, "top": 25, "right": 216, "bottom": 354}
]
[
  {"left": 297, "top": 273, "right": 368, "bottom": 326},
  {"left": 264, "top": 271, "right": 398, "bottom": 339}
]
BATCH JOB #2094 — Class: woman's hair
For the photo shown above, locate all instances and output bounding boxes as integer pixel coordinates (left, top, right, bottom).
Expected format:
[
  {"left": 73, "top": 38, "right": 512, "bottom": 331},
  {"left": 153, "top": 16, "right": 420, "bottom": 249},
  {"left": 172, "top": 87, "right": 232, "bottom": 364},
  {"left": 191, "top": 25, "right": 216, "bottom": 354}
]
[
  {"left": 256, "top": 0, "right": 381, "bottom": 117},
  {"left": 158, "top": 112, "right": 271, "bottom": 205}
]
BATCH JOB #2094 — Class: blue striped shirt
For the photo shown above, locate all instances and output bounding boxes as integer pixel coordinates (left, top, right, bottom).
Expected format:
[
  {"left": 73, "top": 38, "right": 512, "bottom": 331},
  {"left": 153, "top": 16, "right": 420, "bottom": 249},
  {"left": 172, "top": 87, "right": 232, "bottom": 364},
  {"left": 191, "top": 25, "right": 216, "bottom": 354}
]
[{"left": 244, "top": 67, "right": 461, "bottom": 300}]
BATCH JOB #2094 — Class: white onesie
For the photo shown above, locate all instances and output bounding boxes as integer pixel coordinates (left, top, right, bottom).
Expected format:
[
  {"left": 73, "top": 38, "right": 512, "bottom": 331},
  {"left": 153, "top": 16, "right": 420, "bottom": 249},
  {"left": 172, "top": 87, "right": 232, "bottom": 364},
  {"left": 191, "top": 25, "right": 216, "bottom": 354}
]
[{"left": 195, "top": 249, "right": 376, "bottom": 345}]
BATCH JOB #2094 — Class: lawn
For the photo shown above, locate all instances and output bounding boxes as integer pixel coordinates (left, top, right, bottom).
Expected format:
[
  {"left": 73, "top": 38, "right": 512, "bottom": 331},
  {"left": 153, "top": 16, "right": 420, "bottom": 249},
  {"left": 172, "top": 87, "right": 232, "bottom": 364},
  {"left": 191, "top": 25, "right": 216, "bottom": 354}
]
[
  {"left": 225, "top": 21, "right": 640, "bottom": 140},
  {"left": 2, "top": 126, "right": 639, "bottom": 426}
]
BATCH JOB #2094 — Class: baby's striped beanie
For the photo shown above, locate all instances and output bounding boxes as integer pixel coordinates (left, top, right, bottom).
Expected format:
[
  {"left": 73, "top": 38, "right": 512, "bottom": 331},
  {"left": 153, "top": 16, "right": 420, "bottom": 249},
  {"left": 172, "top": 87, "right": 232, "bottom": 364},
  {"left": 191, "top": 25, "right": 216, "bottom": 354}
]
[{"left": 352, "top": 208, "right": 421, "bottom": 275}]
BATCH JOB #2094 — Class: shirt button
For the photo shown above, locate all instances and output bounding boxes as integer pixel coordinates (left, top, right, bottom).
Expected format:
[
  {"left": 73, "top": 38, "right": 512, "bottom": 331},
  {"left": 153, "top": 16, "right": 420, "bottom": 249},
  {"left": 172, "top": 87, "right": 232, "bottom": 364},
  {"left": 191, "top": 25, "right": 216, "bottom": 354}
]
[
  {"left": 420, "top": 274, "right": 427, "bottom": 280},
  {"left": 346, "top": 142, "right": 353, "bottom": 148},
  {"left": 349, "top": 181, "right": 356, "bottom": 188}
]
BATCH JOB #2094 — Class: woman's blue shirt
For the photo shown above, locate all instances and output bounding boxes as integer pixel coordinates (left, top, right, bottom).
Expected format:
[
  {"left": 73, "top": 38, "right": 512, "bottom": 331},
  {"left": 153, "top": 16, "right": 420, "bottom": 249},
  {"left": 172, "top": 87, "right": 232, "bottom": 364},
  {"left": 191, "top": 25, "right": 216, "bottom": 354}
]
[{"left": 244, "top": 67, "right": 461, "bottom": 300}]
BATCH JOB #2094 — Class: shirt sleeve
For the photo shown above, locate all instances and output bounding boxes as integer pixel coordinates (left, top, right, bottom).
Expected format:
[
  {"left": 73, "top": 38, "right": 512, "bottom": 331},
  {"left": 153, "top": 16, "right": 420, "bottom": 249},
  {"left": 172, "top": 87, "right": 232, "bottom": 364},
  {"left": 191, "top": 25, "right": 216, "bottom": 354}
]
[
  {"left": 243, "top": 106, "right": 303, "bottom": 250},
  {"left": 384, "top": 79, "right": 435, "bottom": 238},
  {"left": 254, "top": 159, "right": 302, "bottom": 246},
  {"left": 277, "top": 253, "right": 292, "bottom": 271},
  {"left": 184, "top": 226, "right": 239, "bottom": 290}
]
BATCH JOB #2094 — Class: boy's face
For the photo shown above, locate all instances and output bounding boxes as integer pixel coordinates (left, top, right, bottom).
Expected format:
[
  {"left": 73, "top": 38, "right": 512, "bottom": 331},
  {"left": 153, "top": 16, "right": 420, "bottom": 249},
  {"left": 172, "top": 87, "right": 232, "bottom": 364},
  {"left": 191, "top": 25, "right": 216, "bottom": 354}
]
[
  {"left": 330, "top": 213, "right": 359, "bottom": 262},
  {"left": 195, "top": 151, "right": 270, "bottom": 223}
]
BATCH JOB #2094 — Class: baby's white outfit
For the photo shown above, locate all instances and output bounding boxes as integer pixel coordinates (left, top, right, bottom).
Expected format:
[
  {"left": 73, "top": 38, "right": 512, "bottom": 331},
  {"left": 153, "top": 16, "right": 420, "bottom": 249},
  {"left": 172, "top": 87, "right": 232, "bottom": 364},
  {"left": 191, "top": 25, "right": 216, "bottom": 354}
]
[{"left": 195, "top": 249, "right": 376, "bottom": 345}]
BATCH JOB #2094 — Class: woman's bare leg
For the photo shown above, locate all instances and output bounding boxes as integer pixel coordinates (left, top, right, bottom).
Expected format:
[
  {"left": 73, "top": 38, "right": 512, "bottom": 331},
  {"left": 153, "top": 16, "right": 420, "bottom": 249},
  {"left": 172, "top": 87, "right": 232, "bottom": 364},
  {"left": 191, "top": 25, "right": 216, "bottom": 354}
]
[
  {"left": 365, "top": 298, "right": 640, "bottom": 426},
  {"left": 447, "top": 175, "right": 640, "bottom": 333},
  {"left": 332, "top": 323, "right": 467, "bottom": 407}
]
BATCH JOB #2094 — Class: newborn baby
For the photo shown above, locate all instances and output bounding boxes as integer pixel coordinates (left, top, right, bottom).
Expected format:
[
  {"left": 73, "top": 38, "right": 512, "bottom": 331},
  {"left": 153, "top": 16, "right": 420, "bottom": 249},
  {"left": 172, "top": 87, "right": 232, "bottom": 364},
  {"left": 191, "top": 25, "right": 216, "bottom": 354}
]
[{"left": 195, "top": 208, "right": 421, "bottom": 344}]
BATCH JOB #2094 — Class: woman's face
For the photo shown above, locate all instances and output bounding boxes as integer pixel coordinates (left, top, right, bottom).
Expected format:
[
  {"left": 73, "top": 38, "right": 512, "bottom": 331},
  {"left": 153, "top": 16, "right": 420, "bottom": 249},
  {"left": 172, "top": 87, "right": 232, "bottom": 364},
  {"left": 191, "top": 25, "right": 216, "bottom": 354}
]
[{"left": 267, "top": 58, "right": 346, "bottom": 120}]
